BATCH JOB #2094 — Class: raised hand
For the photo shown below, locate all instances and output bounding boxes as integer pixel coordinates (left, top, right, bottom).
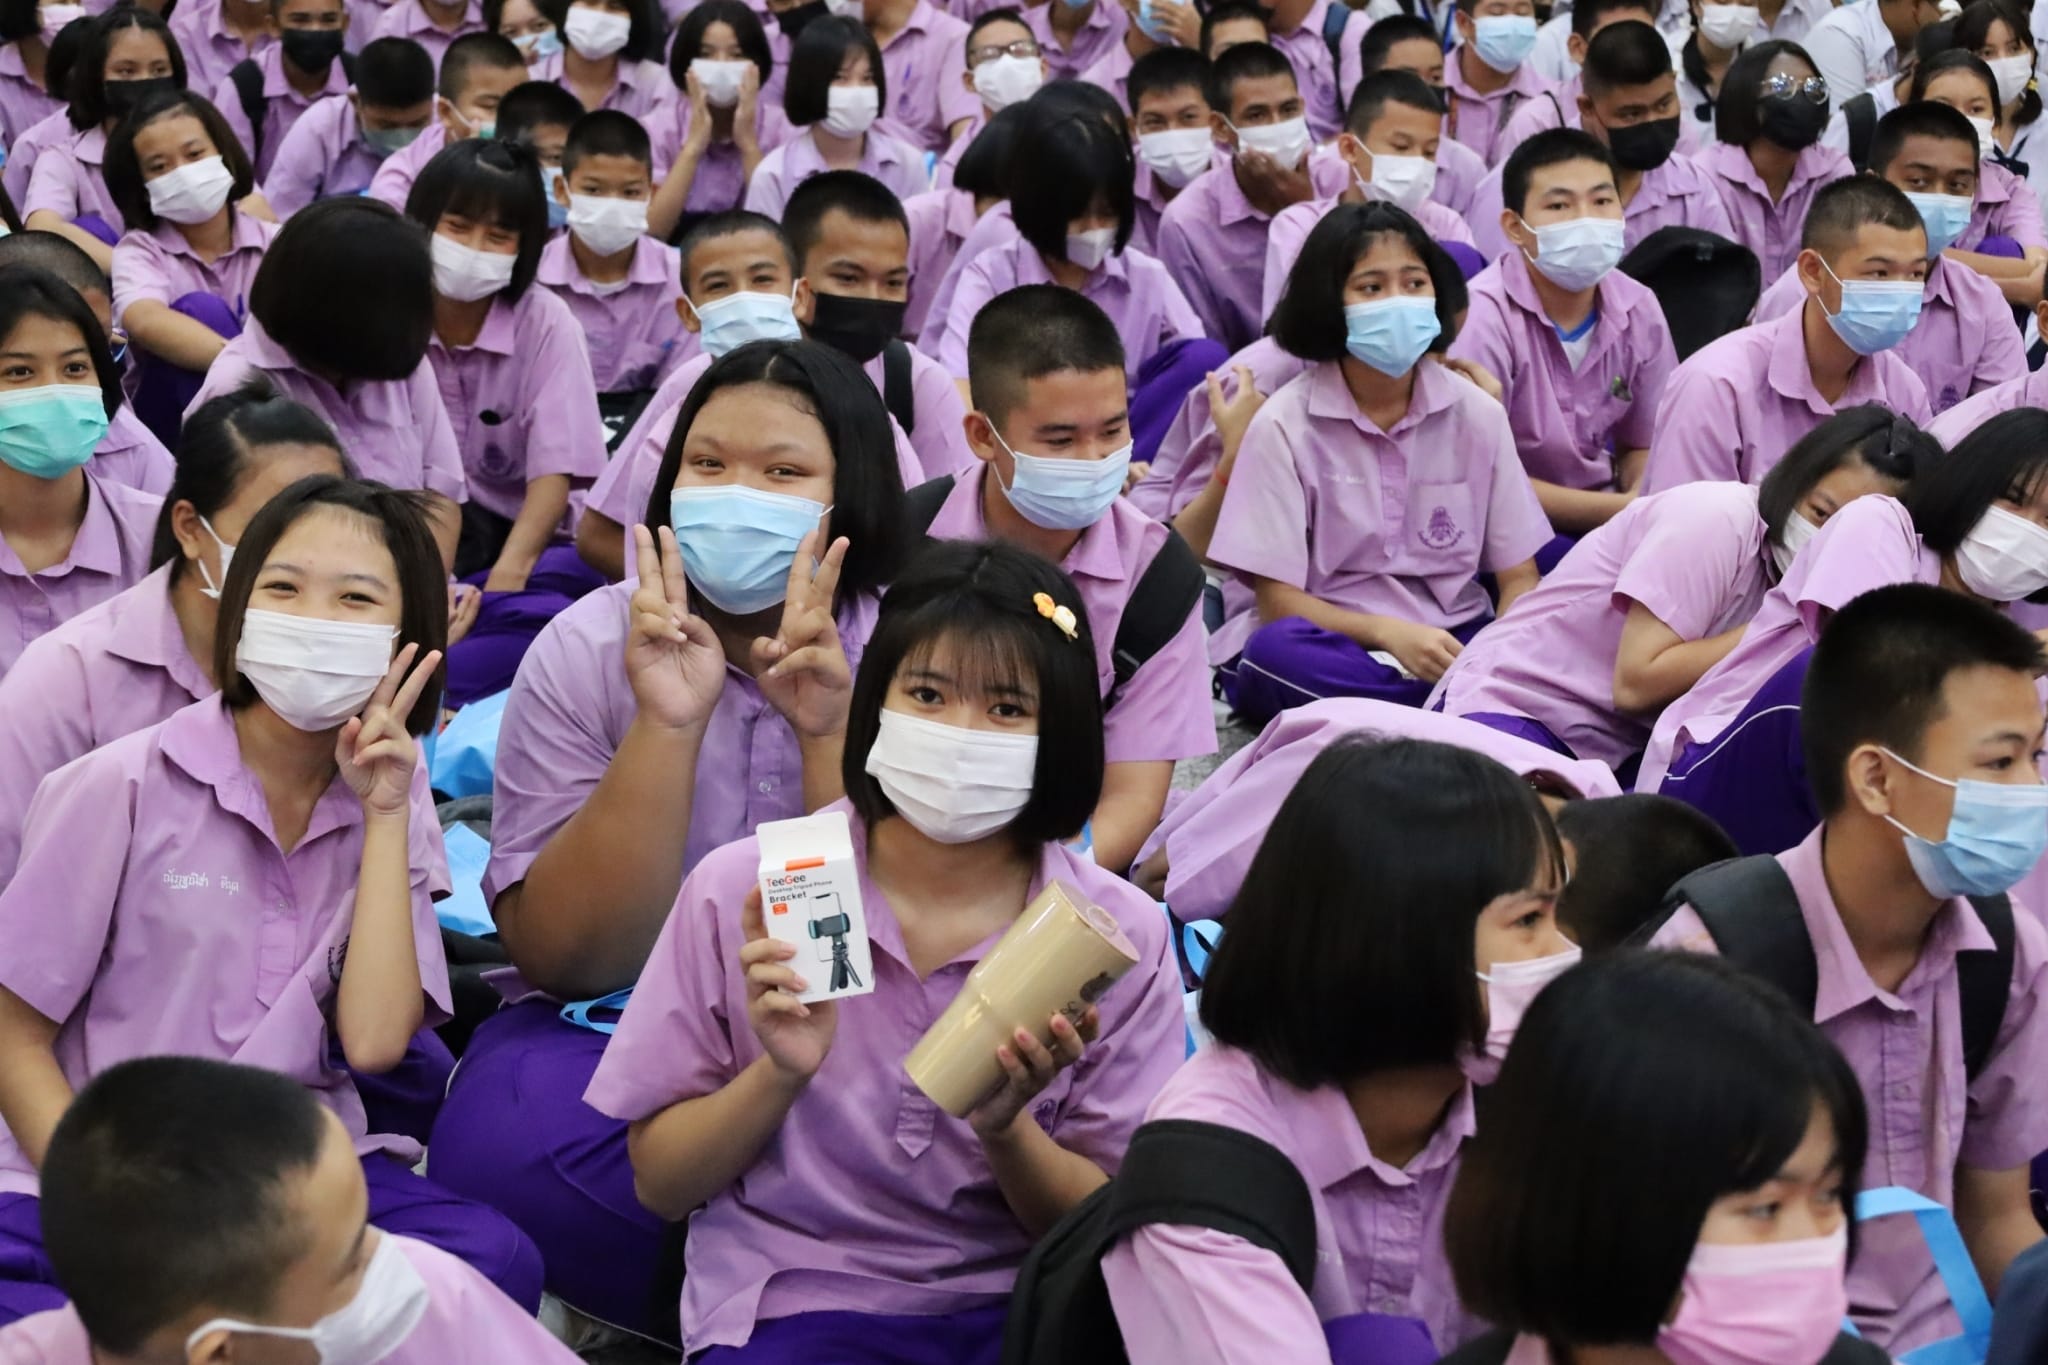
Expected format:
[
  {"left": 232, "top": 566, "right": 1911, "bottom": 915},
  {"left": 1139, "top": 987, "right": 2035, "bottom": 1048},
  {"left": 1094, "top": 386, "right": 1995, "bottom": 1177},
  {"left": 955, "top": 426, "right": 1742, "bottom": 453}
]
[
  {"left": 682, "top": 70, "right": 714, "bottom": 153},
  {"left": 753, "top": 530, "right": 853, "bottom": 740},
  {"left": 732, "top": 64, "right": 762, "bottom": 150},
  {"left": 1206, "top": 364, "right": 1266, "bottom": 484},
  {"left": 339, "top": 642, "right": 443, "bottom": 818},
  {"left": 965, "top": 1007, "right": 1099, "bottom": 1138},
  {"left": 627, "top": 523, "right": 728, "bottom": 732},
  {"left": 446, "top": 582, "right": 482, "bottom": 647},
  {"left": 740, "top": 885, "right": 837, "bottom": 1081}
]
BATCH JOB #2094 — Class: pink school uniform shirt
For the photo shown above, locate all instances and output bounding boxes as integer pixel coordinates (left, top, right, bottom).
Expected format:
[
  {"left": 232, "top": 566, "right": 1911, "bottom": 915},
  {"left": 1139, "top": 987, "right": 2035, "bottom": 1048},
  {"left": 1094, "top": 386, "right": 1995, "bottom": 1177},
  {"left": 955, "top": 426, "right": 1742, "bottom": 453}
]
[
  {"left": 0, "top": 472, "right": 159, "bottom": 680},
  {"left": 1638, "top": 305, "right": 1930, "bottom": 493},
  {"left": 0, "top": 694, "right": 453, "bottom": 1193},
  {"left": 1076, "top": 39, "right": 1133, "bottom": 109},
  {"left": 935, "top": 238, "right": 1202, "bottom": 380},
  {"left": 1208, "top": 359, "right": 1555, "bottom": 635},
  {"left": 482, "top": 585, "right": 878, "bottom": 906},
  {"left": 1432, "top": 134, "right": 1488, "bottom": 216},
  {"left": 582, "top": 806, "right": 1185, "bottom": 1351},
  {"left": 1651, "top": 827, "right": 2048, "bottom": 1354},
  {"left": 424, "top": 287, "right": 607, "bottom": 523},
  {"left": 1262, "top": 192, "right": 1475, "bottom": 322},
  {"left": 741, "top": 124, "right": 929, "bottom": 220},
  {"left": 1101, "top": 1044, "right": 1474, "bottom": 1359},
  {"left": 0, "top": 43, "right": 60, "bottom": 146},
  {"left": 1157, "top": 154, "right": 1351, "bottom": 352},
  {"left": 190, "top": 318, "right": 468, "bottom": 500},
  {"left": 926, "top": 464, "right": 1217, "bottom": 765},
  {"left": 370, "top": 0, "right": 484, "bottom": 66},
  {"left": 876, "top": 0, "right": 974, "bottom": 153},
  {"left": 1143, "top": 697, "right": 1622, "bottom": 923},
  {"left": 263, "top": 91, "right": 387, "bottom": 217},
  {"left": 1266, "top": 0, "right": 1346, "bottom": 141},
  {"left": 94, "top": 407, "right": 175, "bottom": 495},
  {"left": 904, "top": 186, "right": 977, "bottom": 341},
  {"left": 1023, "top": 0, "right": 1128, "bottom": 81},
  {"left": 1, "top": 108, "right": 67, "bottom": 208},
  {"left": 530, "top": 50, "right": 675, "bottom": 120},
  {"left": 915, "top": 199, "right": 1014, "bottom": 355},
  {"left": 1694, "top": 139, "right": 1854, "bottom": 282},
  {"left": 110, "top": 210, "right": 279, "bottom": 332},
  {"left": 1750, "top": 255, "right": 2024, "bottom": 416},
  {"left": 645, "top": 101, "right": 793, "bottom": 215},
  {"left": 1430, "top": 482, "right": 1770, "bottom": 770},
  {"left": 928, "top": 111, "right": 979, "bottom": 192},
  {"left": 536, "top": 233, "right": 687, "bottom": 395},
  {"left": 1442, "top": 55, "right": 1550, "bottom": 166},
  {"left": 366, "top": 120, "right": 445, "bottom": 208},
  {"left": 1638, "top": 493, "right": 1938, "bottom": 793},
  {"left": 1926, "top": 363, "right": 2048, "bottom": 448},
  {"left": 1959, "top": 161, "right": 2048, "bottom": 254},
  {"left": 212, "top": 43, "right": 353, "bottom": 180},
  {"left": 169, "top": 0, "right": 275, "bottom": 93},
  {"left": 24, "top": 124, "right": 121, "bottom": 233},
  {"left": 1463, "top": 150, "right": 1736, "bottom": 261},
  {"left": 1133, "top": 149, "right": 1228, "bottom": 258},
  {"left": 0, "top": 564, "right": 209, "bottom": 884}
]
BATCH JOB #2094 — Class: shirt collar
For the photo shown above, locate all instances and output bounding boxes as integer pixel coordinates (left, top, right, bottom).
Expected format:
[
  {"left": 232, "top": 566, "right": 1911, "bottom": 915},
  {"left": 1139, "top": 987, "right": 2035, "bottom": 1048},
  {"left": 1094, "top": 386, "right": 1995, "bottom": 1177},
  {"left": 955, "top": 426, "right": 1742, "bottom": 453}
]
[
  {"left": 101, "top": 563, "right": 215, "bottom": 700},
  {"left": 1014, "top": 239, "right": 1132, "bottom": 288},
  {"left": 944, "top": 186, "right": 980, "bottom": 239},
  {"left": 1763, "top": 303, "right": 1836, "bottom": 415},
  {"left": 49, "top": 472, "right": 127, "bottom": 577},
  {"left": 159, "top": 694, "right": 363, "bottom": 844},
  {"left": 537, "top": 233, "right": 672, "bottom": 291},
  {"left": 1924, "top": 254, "right": 1957, "bottom": 306},
  {"left": 264, "top": 44, "right": 352, "bottom": 99},
  {"left": 955, "top": 462, "right": 1127, "bottom": 583},
  {"left": 1304, "top": 352, "right": 1454, "bottom": 436},
  {"left": 72, "top": 125, "right": 106, "bottom": 165},
  {"left": 1212, "top": 160, "right": 1267, "bottom": 226},
  {"left": 154, "top": 208, "right": 272, "bottom": 259},
  {"left": 1283, "top": 1072, "right": 1477, "bottom": 1191}
]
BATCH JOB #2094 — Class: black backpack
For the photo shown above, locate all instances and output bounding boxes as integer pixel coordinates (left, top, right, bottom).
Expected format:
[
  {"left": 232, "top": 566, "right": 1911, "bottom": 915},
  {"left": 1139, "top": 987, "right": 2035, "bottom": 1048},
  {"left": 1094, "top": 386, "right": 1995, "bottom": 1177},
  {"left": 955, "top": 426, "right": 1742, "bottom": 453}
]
[
  {"left": 1632, "top": 856, "right": 2017, "bottom": 1081},
  {"left": 1439, "top": 1327, "right": 1893, "bottom": 1364},
  {"left": 229, "top": 52, "right": 356, "bottom": 170},
  {"left": 881, "top": 338, "right": 916, "bottom": 437},
  {"left": 905, "top": 474, "right": 1206, "bottom": 709},
  {"left": 1000, "top": 1120, "right": 1318, "bottom": 1365},
  {"left": 1617, "top": 227, "right": 1761, "bottom": 360},
  {"left": 1842, "top": 90, "right": 1879, "bottom": 172}
]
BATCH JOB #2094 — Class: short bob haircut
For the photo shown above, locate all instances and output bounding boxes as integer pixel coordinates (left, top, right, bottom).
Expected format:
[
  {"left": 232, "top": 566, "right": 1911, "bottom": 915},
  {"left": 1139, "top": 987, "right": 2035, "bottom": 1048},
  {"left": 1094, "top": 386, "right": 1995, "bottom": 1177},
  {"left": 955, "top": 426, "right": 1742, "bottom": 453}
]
[
  {"left": 1501, "top": 126, "right": 1615, "bottom": 218},
  {"left": 1267, "top": 201, "right": 1462, "bottom": 363},
  {"left": 1909, "top": 47, "right": 2000, "bottom": 108},
  {"left": 0, "top": 263, "right": 121, "bottom": 418},
  {"left": 1714, "top": 39, "right": 1820, "bottom": 146},
  {"left": 250, "top": 198, "right": 434, "bottom": 382},
  {"left": 670, "top": 0, "right": 774, "bottom": 93},
  {"left": 642, "top": 339, "right": 907, "bottom": 604},
  {"left": 841, "top": 537, "right": 1105, "bottom": 848},
  {"left": 1955, "top": 0, "right": 2040, "bottom": 125},
  {"left": 214, "top": 475, "right": 449, "bottom": 735},
  {"left": 952, "top": 100, "right": 1029, "bottom": 201},
  {"left": 1756, "top": 404, "right": 1938, "bottom": 559},
  {"left": 1906, "top": 408, "right": 2048, "bottom": 595},
  {"left": 103, "top": 89, "right": 256, "bottom": 233},
  {"left": 783, "top": 17, "right": 886, "bottom": 128},
  {"left": 41, "top": 1057, "right": 332, "bottom": 1357},
  {"left": 1006, "top": 109, "right": 1136, "bottom": 263},
  {"left": 1445, "top": 950, "right": 1870, "bottom": 1345},
  {"left": 1201, "top": 737, "right": 1565, "bottom": 1088},
  {"left": 69, "top": 7, "right": 186, "bottom": 131},
  {"left": 406, "top": 137, "right": 548, "bottom": 302},
  {"left": 546, "top": 0, "right": 665, "bottom": 64},
  {"left": 151, "top": 377, "right": 353, "bottom": 573}
]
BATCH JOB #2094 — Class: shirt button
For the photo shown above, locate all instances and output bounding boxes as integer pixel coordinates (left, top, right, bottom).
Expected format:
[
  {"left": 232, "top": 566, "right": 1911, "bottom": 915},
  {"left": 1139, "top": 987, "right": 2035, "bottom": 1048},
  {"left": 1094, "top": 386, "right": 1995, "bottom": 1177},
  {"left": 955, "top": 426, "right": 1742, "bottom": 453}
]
[{"left": 757, "top": 780, "right": 773, "bottom": 794}]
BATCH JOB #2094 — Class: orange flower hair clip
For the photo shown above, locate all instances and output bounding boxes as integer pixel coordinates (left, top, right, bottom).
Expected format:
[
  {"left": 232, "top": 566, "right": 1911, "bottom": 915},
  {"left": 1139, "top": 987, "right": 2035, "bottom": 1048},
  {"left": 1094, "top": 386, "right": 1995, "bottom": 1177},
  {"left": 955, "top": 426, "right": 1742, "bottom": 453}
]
[{"left": 1033, "top": 591, "right": 1079, "bottom": 642}]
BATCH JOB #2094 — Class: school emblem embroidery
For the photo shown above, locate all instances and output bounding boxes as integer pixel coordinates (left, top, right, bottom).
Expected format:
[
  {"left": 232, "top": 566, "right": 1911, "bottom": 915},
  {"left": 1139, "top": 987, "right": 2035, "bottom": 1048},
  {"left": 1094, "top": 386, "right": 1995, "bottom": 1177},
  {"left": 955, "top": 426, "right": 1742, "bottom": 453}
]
[{"left": 1419, "top": 505, "right": 1464, "bottom": 549}]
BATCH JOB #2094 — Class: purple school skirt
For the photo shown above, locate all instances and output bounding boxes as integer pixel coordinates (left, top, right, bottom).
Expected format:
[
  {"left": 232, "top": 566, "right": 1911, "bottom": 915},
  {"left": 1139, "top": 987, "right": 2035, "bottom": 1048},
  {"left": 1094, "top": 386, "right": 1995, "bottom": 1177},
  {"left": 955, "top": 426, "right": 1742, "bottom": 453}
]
[{"left": 691, "top": 1305, "right": 1008, "bottom": 1364}]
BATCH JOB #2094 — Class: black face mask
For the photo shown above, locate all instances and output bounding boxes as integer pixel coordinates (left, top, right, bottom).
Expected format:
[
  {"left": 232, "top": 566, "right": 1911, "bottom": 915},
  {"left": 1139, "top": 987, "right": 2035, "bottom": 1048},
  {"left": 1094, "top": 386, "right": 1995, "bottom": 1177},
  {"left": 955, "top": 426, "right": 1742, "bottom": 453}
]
[
  {"left": 775, "top": 0, "right": 826, "bottom": 38},
  {"left": 280, "top": 27, "right": 346, "bottom": 74},
  {"left": 101, "top": 75, "right": 178, "bottom": 119},
  {"left": 807, "top": 291, "right": 906, "bottom": 364},
  {"left": 1757, "top": 96, "right": 1828, "bottom": 150},
  {"left": 1605, "top": 113, "right": 1681, "bottom": 171}
]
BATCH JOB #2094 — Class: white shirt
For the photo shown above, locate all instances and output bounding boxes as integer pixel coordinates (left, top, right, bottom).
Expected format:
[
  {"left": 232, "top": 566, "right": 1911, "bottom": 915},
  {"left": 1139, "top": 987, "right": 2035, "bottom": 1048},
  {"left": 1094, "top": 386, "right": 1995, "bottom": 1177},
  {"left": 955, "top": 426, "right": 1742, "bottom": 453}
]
[
  {"left": 1803, "top": 0, "right": 1900, "bottom": 114},
  {"left": 1819, "top": 72, "right": 1903, "bottom": 155}
]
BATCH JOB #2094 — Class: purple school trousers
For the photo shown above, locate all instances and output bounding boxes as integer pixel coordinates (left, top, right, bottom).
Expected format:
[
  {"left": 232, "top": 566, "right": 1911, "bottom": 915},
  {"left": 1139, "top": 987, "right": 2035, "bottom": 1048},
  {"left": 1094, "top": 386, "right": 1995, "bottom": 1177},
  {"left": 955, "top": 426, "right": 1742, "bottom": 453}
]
[
  {"left": 1224, "top": 615, "right": 1490, "bottom": 728},
  {"left": 1658, "top": 644, "right": 1816, "bottom": 856}
]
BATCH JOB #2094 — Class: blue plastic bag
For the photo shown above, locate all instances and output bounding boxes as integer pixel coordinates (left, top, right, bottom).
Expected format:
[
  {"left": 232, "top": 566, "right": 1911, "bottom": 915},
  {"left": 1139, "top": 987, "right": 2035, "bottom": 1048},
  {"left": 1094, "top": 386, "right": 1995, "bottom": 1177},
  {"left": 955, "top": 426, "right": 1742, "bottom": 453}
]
[
  {"left": 1856, "top": 1187, "right": 1993, "bottom": 1365},
  {"left": 429, "top": 688, "right": 508, "bottom": 799},
  {"left": 434, "top": 824, "right": 498, "bottom": 939}
]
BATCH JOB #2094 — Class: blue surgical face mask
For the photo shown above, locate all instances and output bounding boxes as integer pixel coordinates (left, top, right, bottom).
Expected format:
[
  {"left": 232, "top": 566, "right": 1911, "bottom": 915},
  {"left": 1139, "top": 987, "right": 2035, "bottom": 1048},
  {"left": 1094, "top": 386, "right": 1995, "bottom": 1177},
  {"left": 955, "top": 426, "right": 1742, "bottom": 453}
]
[
  {"left": 688, "top": 288, "right": 803, "bottom": 359},
  {"left": 1820, "top": 259, "right": 1922, "bottom": 357},
  {"left": 1470, "top": 13, "right": 1538, "bottom": 72},
  {"left": 1134, "top": 0, "right": 1177, "bottom": 43},
  {"left": 668, "top": 484, "right": 828, "bottom": 616},
  {"left": 1904, "top": 191, "right": 1972, "bottom": 256},
  {"left": 1343, "top": 296, "right": 1441, "bottom": 377},
  {"left": 0, "top": 383, "right": 108, "bottom": 479},
  {"left": 1881, "top": 747, "right": 2048, "bottom": 897},
  {"left": 992, "top": 431, "right": 1131, "bottom": 531},
  {"left": 543, "top": 165, "right": 568, "bottom": 229}
]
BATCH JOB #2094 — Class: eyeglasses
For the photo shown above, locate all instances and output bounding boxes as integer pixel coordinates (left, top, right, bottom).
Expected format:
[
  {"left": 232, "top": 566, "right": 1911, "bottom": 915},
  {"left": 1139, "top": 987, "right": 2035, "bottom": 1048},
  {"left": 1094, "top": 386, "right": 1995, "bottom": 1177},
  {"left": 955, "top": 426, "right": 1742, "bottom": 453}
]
[
  {"left": 969, "top": 37, "right": 1041, "bottom": 64},
  {"left": 1759, "top": 71, "right": 1829, "bottom": 104}
]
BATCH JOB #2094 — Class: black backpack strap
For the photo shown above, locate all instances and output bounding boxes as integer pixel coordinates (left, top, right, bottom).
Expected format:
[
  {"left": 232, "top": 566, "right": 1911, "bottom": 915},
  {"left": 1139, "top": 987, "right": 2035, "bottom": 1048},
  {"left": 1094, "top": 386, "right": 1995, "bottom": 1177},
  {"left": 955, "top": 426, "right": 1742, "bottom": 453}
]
[
  {"left": 1107, "top": 529, "right": 1204, "bottom": 708},
  {"left": 339, "top": 49, "right": 356, "bottom": 82},
  {"left": 1435, "top": 1330, "right": 1518, "bottom": 1365},
  {"left": 1634, "top": 856, "right": 1820, "bottom": 1015},
  {"left": 905, "top": 473, "right": 955, "bottom": 538},
  {"left": 1959, "top": 893, "right": 2017, "bottom": 1082},
  {"left": 1098, "top": 1120, "right": 1319, "bottom": 1283},
  {"left": 1322, "top": 0, "right": 1350, "bottom": 68},
  {"left": 1845, "top": 91, "right": 1877, "bottom": 171},
  {"left": 882, "top": 339, "right": 916, "bottom": 438},
  {"left": 229, "top": 58, "right": 267, "bottom": 167}
]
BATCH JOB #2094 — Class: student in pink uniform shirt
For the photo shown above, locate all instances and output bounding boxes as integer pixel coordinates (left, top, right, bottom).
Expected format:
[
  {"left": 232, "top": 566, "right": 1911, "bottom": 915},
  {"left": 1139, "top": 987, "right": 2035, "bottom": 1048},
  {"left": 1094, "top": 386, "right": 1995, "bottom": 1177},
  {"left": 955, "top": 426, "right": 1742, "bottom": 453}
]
[
  {"left": 1440, "top": 951, "right": 1888, "bottom": 1365},
  {"left": 23, "top": 8, "right": 187, "bottom": 270},
  {"left": 1911, "top": 52, "right": 2048, "bottom": 307},
  {"left": 210, "top": 0, "right": 353, "bottom": 181},
  {"left": 427, "top": 342, "right": 911, "bottom": 1343},
  {"left": 644, "top": 1, "right": 790, "bottom": 237},
  {"left": 585, "top": 537, "right": 1184, "bottom": 1362},
  {"left": 1444, "top": 0, "right": 1550, "bottom": 165},
  {"left": 1487, "top": 0, "right": 1660, "bottom": 160},
  {"left": 930, "top": 7, "right": 1042, "bottom": 189},
  {"left": 1076, "top": 0, "right": 1197, "bottom": 110},
  {"left": 261, "top": 36, "right": 436, "bottom": 217},
  {"left": 0, "top": 1058, "right": 578, "bottom": 1364},
  {"left": 1256, "top": 0, "right": 1345, "bottom": 141},
  {"left": 1450, "top": 129, "right": 1674, "bottom": 552},
  {"left": 1157, "top": 42, "right": 1342, "bottom": 352},
  {"left": 1025, "top": 0, "right": 1129, "bottom": 81},
  {"left": 370, "top": 0, "right": 483, "bottom": 68},
  {"left": 531, "top": 0, "right": 670, "bottom": 120},
  {"left": 104, "top": 90, "right": 278, "bottom": 443},
  {"left": 906, "top": 102, "right": 1019, "bottom": 339},
  {"left": 365, "top": 30, "right": 525, "bottom": 208},
  {"left": 0, "top": 476, "right": 546, "bottom": 1319},
  {"left": 1751, "top": 102, "right": 2025, "bottom": 416},
  {"left": 1124, "top": 47, "right": 1219, "bottom": 254},
  {"left": 1926, "top": 297, "right": 2048, "bottom": 445},
  {"left": 1695, "top": 41, "right": 1854, "bottom": 282},
  {"left": 167, "top": 0, "right": 273, "bottom": 96},
  {"left": 850, "top": 0, "right": 974, "bottom": 154},
  {"left": 1210, "top": 203, "right": 1552, "bottom": 726},
  {"left": 488, "top": 0, "right": 556, "bottom": 64},
  {"left": 1640, "top": 176, "right": 1932, "bottom": 493},
  {"left": 0, "top": 265, "right": 161, "bottom": 683},
  {"left": 0, "top": 0, "right": 74, "bottom": 147},
  {"left": 744, "top": 16, "right": 924, "bottom": 218},
  {"left": 1105, "top": 737, "right": 1578, "bottom": 1359},
  {"left": 1347, "top": 15, "right": 1492, "bottom": 217},
  {"left": 1434, "top": 405, "right": 1932, "bottom": 775},
  {"left": 1649, "top": 584, "right": 2048, "bottom": 1356}
]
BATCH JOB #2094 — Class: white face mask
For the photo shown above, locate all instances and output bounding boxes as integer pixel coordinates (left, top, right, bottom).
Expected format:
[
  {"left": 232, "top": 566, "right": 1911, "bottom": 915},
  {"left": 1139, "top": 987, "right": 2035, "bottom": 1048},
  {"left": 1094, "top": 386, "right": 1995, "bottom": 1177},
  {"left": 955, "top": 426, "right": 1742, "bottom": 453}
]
[
  {"left": 1969, "top": 114, "right": 1999, "bottom": 158},
  {"left": 1770, "top": 509, "right": 1818, "bottom": 578},
  {"left": 431, "top": 234, "right": 517, "bottom": 302},
  {"left": 1990, "top": 53, "right": 2034, "bottom": 106},
  {"left": 567, "top": 193, "right": 647, "bottom": 256},
  {"left": 1138, "top": 126, "right": 1212, "bottom": 188},
  {"left": 822, "top": 84, "right": 880, "bottom": 137},
  {"left": 973, "top": 53, "right": 1044, "bottom": 110},
  {"left": 147, "top": 154, "right": 237, "bottom": 225},
  {"left": 1696, "top": 2, "right": 1759, "bottom": 48},
  {"left": 1065, "top": 224, "right": 1118, "bottom": 269},
  {"left": 235, "top": 608, "right": 397, "bottom": 732},
  {"left": 563, "top": 4, "right": 632, "bottom": 58},
  {"left": 864, "top": 708, "right": 1039, "bottom": 844},
  {"left": 1354, "top": 148, "right": 1436, "bottom": 212},
  {"left": 1230, "top": 115, "right": 1310, "bottom": 170},
  {"left": 187, "top": 1233, "right": 430, "bottom": 1365},
  {"left": 691, "top": 56, "right": 750, "bottom": 107},
  {"left": 197, "top": 514, "right": 235, "bottom": 600},
  {"left": 1522, "top": 214, "right": 1626, "bottom": 291},
  {"left": 1955, "top": 504, "right": 2048, "bottom": 601}
]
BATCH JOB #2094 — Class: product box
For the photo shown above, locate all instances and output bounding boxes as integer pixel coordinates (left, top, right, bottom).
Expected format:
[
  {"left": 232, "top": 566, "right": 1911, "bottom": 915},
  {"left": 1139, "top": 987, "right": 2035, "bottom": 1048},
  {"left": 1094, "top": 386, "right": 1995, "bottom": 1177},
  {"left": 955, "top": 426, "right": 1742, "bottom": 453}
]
[{"left": 757, "top": 810, "right": 875, "bottom": 1003}]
